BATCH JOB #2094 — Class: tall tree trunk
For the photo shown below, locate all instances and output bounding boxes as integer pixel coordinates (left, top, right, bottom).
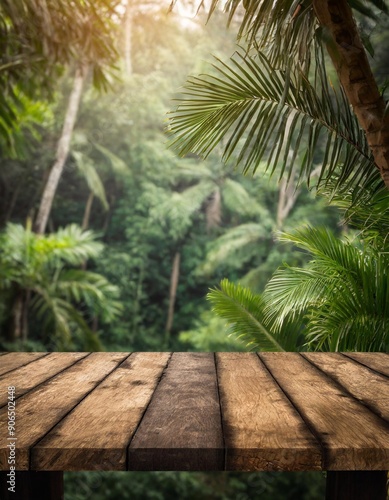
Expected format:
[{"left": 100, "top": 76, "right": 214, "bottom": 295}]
[
  {"left": 124, "top": 0, "right": 133, "bottom": 76},
  {"left": 313, "top": 0, "right": 389, "bottom": 187},
  {"left": 206, "top": 187, "right": 221, "bottom": 232},
  {"left": 34, "top": 64, "right": 87, "bottom": 234},
  {"left": 276, "top": 177, "right": 300, "bottom": 229},
  {"left": 165, "top": 251, "right": 181, "bottom": 345}
]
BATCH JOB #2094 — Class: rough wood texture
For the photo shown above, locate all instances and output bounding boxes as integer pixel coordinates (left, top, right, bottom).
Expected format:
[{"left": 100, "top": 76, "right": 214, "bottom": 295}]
[
  {"left": 32, "top": 353, "right": 170, "bottom": 470},
  {"left": 344, "top": 353, "right": 389, "bottom": 377},
  {"left": 260, "top": 353, "right": 389, "bottom": 470},
  {"left": 0, "top": 353, "right": 48, "bottom": 377},
  {"left": 128, "top": 353, "right": 224, "bottom": 470},
  {"left": 0, "top": 353, "right": 88, "bottom": 407},
  {"left": 0, "top": 352, "right": 388, "bottom": 474},
  {"left": 303, "top": 353, "right": 389, "bottom": 421},
  {"left": 216, "top": 352, "right": 322, "bottom": 471},
  {"left": 0, "top": 353, "right": 129, "bottom": 470}
]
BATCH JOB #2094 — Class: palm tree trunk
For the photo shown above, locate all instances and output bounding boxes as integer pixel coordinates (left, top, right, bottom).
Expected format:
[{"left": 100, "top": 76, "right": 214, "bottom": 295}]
[
  {"left": 34, "top": 64, "right": 87, "bottom": 234},
  {"left": 276, "top": 163, "right": 300, "bottom": 229},
  {"left": 313, "top": 0, "right": 389, "bottom": 187},
  {"left": 164, "top": 251, "right": 181, "bottom": 344}
]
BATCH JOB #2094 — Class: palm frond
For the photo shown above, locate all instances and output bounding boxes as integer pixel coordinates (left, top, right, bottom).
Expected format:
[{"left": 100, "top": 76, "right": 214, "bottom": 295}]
[
  {"left": 319, "top": 174, "right": 389, "bottom": 245},
  {"left": 45, "top": 224, "right": 104, "bottom": 265},
  {"left": 72, "top": 151, "right": 109, "bottom": 210},
  {"left": 201, "top": 222, "right": 271, "bottom": 274},
  {"left": 222, "top": 178, "right": 263, "bottom": 216},
  {"left": 54, "top": 269, "right": 123, "bottom": 322},
  {"left": 263, "top": 226, "right": 389, "bottom": 351},
  {"left": 169, "top": 47, "right": 376, "bottom": 195},
  {"left": 151, "top": 180, "right": 215, "bottom": 233},
  {"left": 32, "top": 290, "right": 104, "bottom": 350},
  {"left": 204, "top": 0, "right": 387, "bottom": 54},
  {"left": 207, "top": 278, "right": 304, "bottom": 351},
  {"left": 93, "top": 143, "right": 129, "bottom": 174}
]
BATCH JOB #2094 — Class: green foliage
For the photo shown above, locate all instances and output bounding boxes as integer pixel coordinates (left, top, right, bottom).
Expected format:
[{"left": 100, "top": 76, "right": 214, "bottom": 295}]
[
  {"left": 64, "top": 470, "right": 325, "bottom": 500},
  {"left": 0, "top": 0, "right": 119, "bottom": 149},
  {"left": 179, "top": 311, "right": 247, "bottom": 351},
  {"left": 209, "top": 225, "right": 389, "bottom": 352},
  {"left": 208, "top": 279, "right": 304, "bottom": 351},
  {"left": 0, "top": 223, "right": 122, "bottom": 350},
  {"left": 72, "top": 152, "right": 109, "bottom": 211},
  {"left": 168, "top": 47, "right": 376, "bottom": 196},
  {"left": 265, "top": 226, "right": 389, "bottom": 351}
]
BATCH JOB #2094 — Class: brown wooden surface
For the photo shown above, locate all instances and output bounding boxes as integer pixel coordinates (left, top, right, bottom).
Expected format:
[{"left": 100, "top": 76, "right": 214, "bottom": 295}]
[
  {"left": 0, "top": 353, "right": 48, "bottom": 377},
  {"left": 32, "top": 353, "right": 169, "bottom": 471},
  {"left": 303, "top": 353, "right": 389, "bottom": 421},
  {"left": 260, "top": 353, "right": 389, "bottom": 470},
  {"left": 128, "top": 353, "right": 224, "bottom": 470},
  {"left": 344, "top": 352, "right": 389, "bottom": 377},
  {"left": 0, "top": 352, "right": 388, "bottom": 472},
  {"left": 216, "top": 353, "right": 322, "bottom": 471},
  {"left": 0, "top": 353, "right": 129, "bottom": 469},
  {"left": 0, "top": 353, "right": 88, "bottom": 407}
]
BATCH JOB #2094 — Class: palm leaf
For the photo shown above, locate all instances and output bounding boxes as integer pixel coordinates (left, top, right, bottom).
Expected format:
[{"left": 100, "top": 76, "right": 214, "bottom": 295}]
[
  {"left": 72, "top": 151, "right": 109, "bottom": 210},
  {"left": 169, "top": 47, "right": 376, "bottom": 196},
  {"left": 201, "top": 222, "right": 270, "bottom": 274},
  {"left": 93, "top": 143, "right": 129, "bottom": 174},
  {"left": 55, "top": 269, "right": 122, "bottom": 322},
  {"left": 263, "top": 226, "right": 389, "bottom": 351},
  {"left": 208, "top": 278, "right": 304, "bottom": 351}
]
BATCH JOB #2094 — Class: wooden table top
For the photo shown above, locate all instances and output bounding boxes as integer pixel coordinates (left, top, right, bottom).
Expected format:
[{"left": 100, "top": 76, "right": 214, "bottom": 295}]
[{"left": 0, "top": 352, "right": 388, "bottom": 472}]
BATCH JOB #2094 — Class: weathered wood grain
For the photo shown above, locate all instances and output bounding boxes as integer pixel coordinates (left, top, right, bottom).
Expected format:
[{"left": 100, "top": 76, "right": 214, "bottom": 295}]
[
  {"left": 216, "top": 352, "right": 322, "bottom": 471},
  {"left": 303, "top": 353, "right": 389, "bottom": 422},
  {"left": 31, "top": 352, "right": 170, "bottom": 471},
  {"left": 0, "top": 353, "right": 129, "bottom": 470},
  {"left": 260, "top": 353, "right": 389, "bottom": 470},
  {"left": 0, "top": 353, "right": 89, "bottom": 407},
  {"left": 128, "top": 352, "right": 224, "bottom": 470},
  {"left": 343, "top": 353, "right": 389, "bottom": 377},
  {"left": 0, "top": 353, "right": 48, "bottom": 376}
]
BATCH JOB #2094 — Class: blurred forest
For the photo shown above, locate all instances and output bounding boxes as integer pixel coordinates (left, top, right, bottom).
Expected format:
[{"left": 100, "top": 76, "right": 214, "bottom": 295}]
[
  {"left": 1, "top": 0, "right": 388, "bottom": 498},
  {"left": 0, "top": 1, "right": 339, "bottom": 353}
]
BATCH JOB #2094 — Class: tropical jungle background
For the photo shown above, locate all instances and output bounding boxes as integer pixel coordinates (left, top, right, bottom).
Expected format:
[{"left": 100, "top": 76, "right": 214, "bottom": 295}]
[{"left": 1, "top": 0, "right": 389, "bottom": 497}]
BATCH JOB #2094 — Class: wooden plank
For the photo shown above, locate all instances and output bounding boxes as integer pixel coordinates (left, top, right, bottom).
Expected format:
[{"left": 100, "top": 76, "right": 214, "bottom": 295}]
[
  {"left": 260, "top": 353, "right": 389, "bottom": 470},
  {"left": 303, "top": 353, "right": 389, "bottom": 422},
  {"left": 31, "top": 352, "right": 170, "bottom": 471},
  {"left": 0, "top": 353, "right": 89, "bottom": 407},
  {"left": 0, "top": 353, "right": 48, "bottom": 377},
  {"left": 0, "top": 472, "right": 63, "bottom": 500},
  {"left": 343, "top": 353, "right": 389, "bottom": 378},
  {"left": 0, "top": 353, "right": 129, "bottom": 470},
  {"left": 216, "top": 352, "right": 322, "bottom": 471},
  {"left": 326, "top": 471, "right": 388, "bottom": 500},
  {"left": 128, "top": 352, "right": 224, "bottom": 471}
]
